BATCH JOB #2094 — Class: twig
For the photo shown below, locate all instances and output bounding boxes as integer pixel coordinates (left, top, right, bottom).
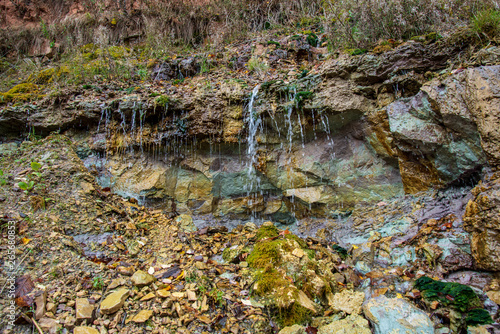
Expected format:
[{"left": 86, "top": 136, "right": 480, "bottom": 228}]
[{"left": 31, "top": 317, "right": 44, "bottom": 334}]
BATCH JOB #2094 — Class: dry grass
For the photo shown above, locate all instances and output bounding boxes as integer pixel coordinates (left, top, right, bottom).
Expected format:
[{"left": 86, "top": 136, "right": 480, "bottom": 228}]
[{"left": 0, "top": 0, "right": 498, "bottom": 59}]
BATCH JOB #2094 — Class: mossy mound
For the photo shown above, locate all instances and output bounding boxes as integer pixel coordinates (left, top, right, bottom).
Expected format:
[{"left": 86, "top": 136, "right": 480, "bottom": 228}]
[
  {"left": 255, "top": 223, "right": 279, "bottom": 240},
  {"left": 245, "top": 224, "right": 336, "bottom": 327},
  {"left": 0, "top": 83, "right": 43, "bottom": 104}
]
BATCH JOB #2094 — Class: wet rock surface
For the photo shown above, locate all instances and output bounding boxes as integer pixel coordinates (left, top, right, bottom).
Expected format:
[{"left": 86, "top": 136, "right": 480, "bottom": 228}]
[{"left": 0, "top": 135, "right": 499, "bottom": 333}]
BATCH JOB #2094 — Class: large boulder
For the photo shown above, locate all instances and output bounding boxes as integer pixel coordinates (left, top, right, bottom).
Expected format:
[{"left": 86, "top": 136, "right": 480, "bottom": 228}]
[
  {"left": 386, "top": 66, "right": 497, "bottom": 193},
  {"left": 362, "top": 295, "right": 434, "bottom": 334}
]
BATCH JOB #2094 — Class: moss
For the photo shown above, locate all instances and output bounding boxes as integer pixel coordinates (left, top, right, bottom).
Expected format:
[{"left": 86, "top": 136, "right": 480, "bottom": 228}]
[
  {"left": 347, "top": 48, "right": 368, "bottom": 56},
  {"left": 255, "top": 224, "right": 279, "bottom": 241},
  {"left": 425, "top": 32, "right": 441, "bottom": 41},
  {"left": 332, "top": 244, "right": 348, "bottom": 259},
  {"left": 284, "top": 234, "right": 307, "bottom": 249},
  {"left": 414, "top": 276, "right": 482, "bottom": 312},
  {"left": 267, "top": 40, "right": 280, "bottom": 47},
  {"left": 108, "top": 46, "right": 131, "bottom": 59},
  {"left": 28, "top": 68, "right": 56, "bottom": 84},
  {"left": 278, "top": 302, "right": 312, "bottom": 327},
  {"left": 155, "top": 95, "right": 170, "bottom": 108},
  {"left": 465, "top": 308, "right": 493, "bottom": 326},
  {"left": 372, "top": 44, "right": 393, "bottom": 54},
  {"left": 0, "top": 83, "right": 41, "bottom": 104},
  {"left": 81, "top": 45, "right": 131, "bottom": 61},
  {"left": 253, "top": 267, "right": 288, "bottom": 296},
  {"left": 294, "top": 91, "right": 313, "bottom": 107},
  {"left": 247, "top": 240, "right": 282, "bottom": 268}
]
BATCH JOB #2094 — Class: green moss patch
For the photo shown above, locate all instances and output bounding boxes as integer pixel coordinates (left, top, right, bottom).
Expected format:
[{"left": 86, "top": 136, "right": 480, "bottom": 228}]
[
  {"left": 414, "top": 276, "right": 481, "bottom": 312},
  {"left": 255, "top": 224, "right": 279, "bottom": 241},
  {"left": 253, "top": 267, "right": 288, "bottom": 296},
  {"left": 0, "top": 83, "right": 43, "bottom": 104},
  {"left": 466, "top": 308, "right": 494, "bottom": 327},
  {"left": 277, "top": 301, "right": 312, "bottom": 327},
  {"left": 247, "top": 239, "right": 282, "bottom": 268},
  {"left": 415, "top": 276, "right": 493, "bottom": 327}
]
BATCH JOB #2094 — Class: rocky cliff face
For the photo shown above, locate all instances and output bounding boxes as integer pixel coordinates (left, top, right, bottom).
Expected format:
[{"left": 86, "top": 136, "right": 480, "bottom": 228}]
[{"left": 1, "top": 40, "right": 499, "bottom": 222}]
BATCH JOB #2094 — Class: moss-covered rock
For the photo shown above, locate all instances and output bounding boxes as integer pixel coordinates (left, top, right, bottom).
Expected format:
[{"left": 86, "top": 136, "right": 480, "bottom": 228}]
[
  {"left": 0, "top": 83, "right": 42, "bottom": 104},
  {"left": 414, "top": 276, "right": 493, "bottom": 331},
  {"left": 244, "top": 223, "right": 338, "bottom": 326}
]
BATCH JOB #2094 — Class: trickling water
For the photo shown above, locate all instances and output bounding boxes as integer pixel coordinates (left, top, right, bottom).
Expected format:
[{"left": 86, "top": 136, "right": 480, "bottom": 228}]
[
  {"left": 296, "top": 110, "right": 305, "bottom": 149},
  {"left": 245, "top": 84, "right": 261, "bottom": 198}
]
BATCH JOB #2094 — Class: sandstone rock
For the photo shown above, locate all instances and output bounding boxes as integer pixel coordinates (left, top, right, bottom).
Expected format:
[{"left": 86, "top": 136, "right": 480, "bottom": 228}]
[
  {"left": 74, "top": 326, "right": 100, "bottom": 334},
  {"left": 328, "top": 290, "right": 365, "bottom": 315},
  {"left": 156, "top": 289, "right": 171, "bottom": 298},
  {"left": 107, "top": 278, "right": 127, "bottom": 290},
  {"left": 486, "top": 291, "right": 500, "bottom": 305},
  {"left": 297, "top": 290, "right": 317, "bottom": 313},
  {"left": 100, "top": 289, "right": 129, "bottom": 314},
  {"left": 467, "top": 326, "right": 491, "bottom": 334},
  {"left": 186, "top": 290, "right": 197, "bottom": 301},
  {"left": 463, "top": 172, "right": 500, "bottom": 271},
  {"left": 46, "top": 302, "right": 57, "bottom": 314},
  {"left": 80, "top": 181, "right": 95, "bottom": 194},
  {"left": 278, "top": 324, "right": 305, "bottom": 334},
  {"left": 132, "top": 310, "right": 153, "bottom": 323},
  {"left": 140, "top": 292, "right": 156, "bottom": 301},
  {"left": 362, "top": 295, "right": 434, "bottom": 334},
  {"left": 38, "top": 317, "right": 60, "bottom": 334},
  {"left": 131, "top": 270, "right": 155, "bottom": 287},
  {"left": 175, "top": 214, "right": 197, "bottom": 232},
  {"left": 318, "top": 314, "right": 371, "bottom": 334},
  {"left": 75, "top": 298, "right": 94, "bottom": 321},
  {"left": 464, "top": 66, "right": 500, "bottom": 167}
]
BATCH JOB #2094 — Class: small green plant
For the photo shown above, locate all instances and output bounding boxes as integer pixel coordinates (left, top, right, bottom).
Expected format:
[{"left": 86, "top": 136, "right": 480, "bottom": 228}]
[
  {"left": 175, "top": 118, "right": 187, "bottom": 134},
  {"left": 31, "top": 161, "right": 42, "bottom": 177},
  {"left": 0, "top": 170, "right": 6, "bottom": 186},
  {"left": 155, "top": 95, "right": 170, "bottom": 108},
  {"left": 18, "top": 161, "right": 43, "bottom": 194},
  {"left": 209, "top": 289, "right": 225, "bottom": 307},
  {"left": 246, "top": 57, "right": 269, "bottom": 74},
  {"left": 200, "top": 57, "right": 211, "bottom": 74},
  {"left": 40, "top": 19, "right": 49, "bottom": 39},
  {"left": 92, "top": 276, "right": 103, "bottom": 289},
  {"left": 294, "top": 91, "right": 313, "bottom": 107},
  {"left": 297, "top": 69, "right": 309, "bottom": 79},
  {"left": 173, "top": 78, "right": 184, "bottom": 85},
  {"left": 306, "top": 33, "right": 319, "bottom": 46},
  {"left": 137, "top": 68, "right": 149, "bottom": 81},
  {"left": 267, "top": 40, "right": 281, "bottom": 47},
  {"left": 18, "top": 181, "right": 35, "bottom": 194},
  {"left": 331, "top": 244, "right": 348, "bottom": 259},
  {"left": 472, "top": 9, "right": 500, "bottom": 38}
]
